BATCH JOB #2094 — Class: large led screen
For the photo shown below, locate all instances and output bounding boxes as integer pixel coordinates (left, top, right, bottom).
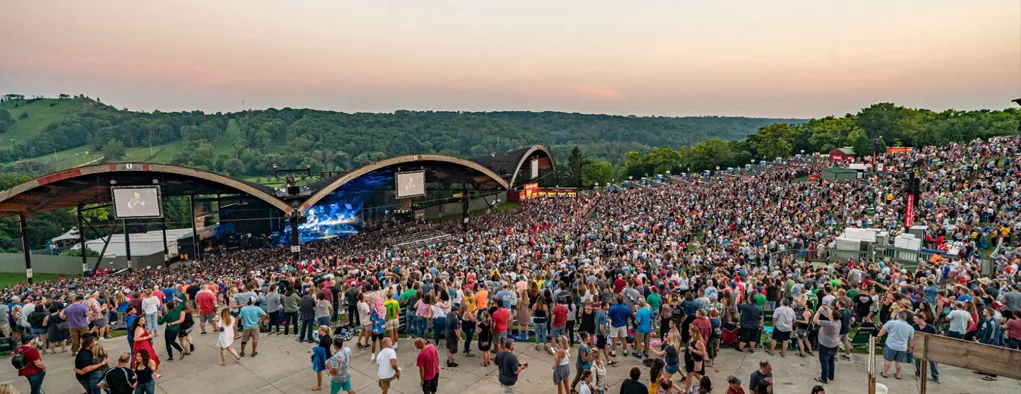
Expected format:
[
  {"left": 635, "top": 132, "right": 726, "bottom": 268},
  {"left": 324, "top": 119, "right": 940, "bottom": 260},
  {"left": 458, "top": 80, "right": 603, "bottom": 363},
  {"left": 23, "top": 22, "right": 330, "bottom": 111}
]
[
  {"left": 112, "top": 186, "right": 163, "bottom": 218},
  {"left": 274, "top": 169, "right": 389, "bottom": 245},
  {"left": 531, "top": 159, "right": 539, "bottom": 179},
  {"left": 396, "top": 171, "right": 426, "bottom": 198}
]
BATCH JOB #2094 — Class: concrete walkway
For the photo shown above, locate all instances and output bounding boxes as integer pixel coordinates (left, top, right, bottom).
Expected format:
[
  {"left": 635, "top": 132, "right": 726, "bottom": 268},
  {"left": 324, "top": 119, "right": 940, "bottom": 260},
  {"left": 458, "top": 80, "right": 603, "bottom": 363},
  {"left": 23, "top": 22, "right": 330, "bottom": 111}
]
[{"left": 2, "top": 331, "right": 1017, "bottom": 393}]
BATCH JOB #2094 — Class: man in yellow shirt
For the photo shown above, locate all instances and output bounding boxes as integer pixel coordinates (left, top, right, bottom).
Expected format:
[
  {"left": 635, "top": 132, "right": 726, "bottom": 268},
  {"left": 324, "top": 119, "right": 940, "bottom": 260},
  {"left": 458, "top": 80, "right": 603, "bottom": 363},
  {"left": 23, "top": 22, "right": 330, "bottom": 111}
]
[{"left": 384, "top": 291, "right": 401, "bottom": 344}]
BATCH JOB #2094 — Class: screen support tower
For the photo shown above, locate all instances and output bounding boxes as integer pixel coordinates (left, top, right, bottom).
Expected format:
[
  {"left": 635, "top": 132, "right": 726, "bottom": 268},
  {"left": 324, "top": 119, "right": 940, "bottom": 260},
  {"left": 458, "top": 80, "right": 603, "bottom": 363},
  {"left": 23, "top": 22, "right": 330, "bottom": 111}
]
[
  {"left": 1014, "top": 98, "right": 1021, "bottom": 131},
  {"left": 462, "top": 184, "right": 470, "bottom": 232},
  {"left": 274, "top": 165, "right": 312, "bottom": 261}
]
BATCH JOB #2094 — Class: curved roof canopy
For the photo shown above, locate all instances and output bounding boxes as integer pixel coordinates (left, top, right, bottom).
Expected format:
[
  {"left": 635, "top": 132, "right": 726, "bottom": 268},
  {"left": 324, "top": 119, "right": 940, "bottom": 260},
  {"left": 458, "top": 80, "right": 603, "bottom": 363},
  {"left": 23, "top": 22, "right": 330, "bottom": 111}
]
[
  {"left": 0, "top": 163, "right": 294, "bottom": 218},
  {"left": 1, "top": 146, "right": 553, "bottom": 219},
  {"left": 470, "top": 145, "right": 556, "bottom": 188},
  {"left": 301, "top": 154, "right": 508, "bottom": 211}
]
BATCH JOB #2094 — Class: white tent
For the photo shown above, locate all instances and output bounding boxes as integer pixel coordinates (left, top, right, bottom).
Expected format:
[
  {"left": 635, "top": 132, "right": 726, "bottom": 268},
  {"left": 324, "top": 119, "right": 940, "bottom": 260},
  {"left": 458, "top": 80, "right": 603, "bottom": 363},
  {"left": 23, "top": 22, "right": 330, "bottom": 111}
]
[{"left": 50, "top": 228, "right": 80, "bottom": 244}]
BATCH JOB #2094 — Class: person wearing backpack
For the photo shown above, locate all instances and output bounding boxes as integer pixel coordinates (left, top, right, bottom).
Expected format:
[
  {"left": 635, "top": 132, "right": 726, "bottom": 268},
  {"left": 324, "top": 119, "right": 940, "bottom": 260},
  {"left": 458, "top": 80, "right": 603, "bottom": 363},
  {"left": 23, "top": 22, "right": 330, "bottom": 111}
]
[{"left": 13, "top": 335, "right": 46, "bottom": 394}]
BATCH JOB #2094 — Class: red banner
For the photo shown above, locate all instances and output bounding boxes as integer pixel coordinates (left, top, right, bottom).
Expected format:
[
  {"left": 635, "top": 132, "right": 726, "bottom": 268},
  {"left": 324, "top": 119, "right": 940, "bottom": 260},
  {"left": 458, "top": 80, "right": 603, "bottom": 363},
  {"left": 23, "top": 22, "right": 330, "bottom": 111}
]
[
  {"left": 523, "top": 182, "right": 539, "bottom": 191},
  {"left": 905, "top": 194, "right": 914, "bottom": 228}
]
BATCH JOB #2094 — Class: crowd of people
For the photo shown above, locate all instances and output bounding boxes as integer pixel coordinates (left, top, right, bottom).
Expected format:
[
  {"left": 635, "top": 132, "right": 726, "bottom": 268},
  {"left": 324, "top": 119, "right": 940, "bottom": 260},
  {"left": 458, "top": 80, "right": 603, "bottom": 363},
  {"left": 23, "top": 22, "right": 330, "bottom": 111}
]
[{"left": 1, "top": 135, "right": 1020, "bottom": 394}]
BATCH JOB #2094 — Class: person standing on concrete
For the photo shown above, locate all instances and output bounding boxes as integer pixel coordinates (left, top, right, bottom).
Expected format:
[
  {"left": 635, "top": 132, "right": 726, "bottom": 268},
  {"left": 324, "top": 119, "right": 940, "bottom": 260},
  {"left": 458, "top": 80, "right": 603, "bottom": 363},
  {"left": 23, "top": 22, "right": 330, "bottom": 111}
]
[
  {"left": 239, "top": 297, "right": 267, "bottom": 358},
  {"left": 73, "top": 334, "right": 107, "bottom": 394},
  {"left": 375, "top": 338, "right": 399, "bottom": 394},
  {"left": 327, "top": 335, "right": 355, "bottom": 394},
  {"left": 299, "top": 291, "right": 317, "bottom": 344},
  {"left": 196, "top": 285, "right": 218, "bottom": 336},
  {"left": 724, "top": 375, "right": 744, "bottom": 394},
  {"left": 607, "top": 295, "right": 631, "bottom": 359},
  {"left": 813, "top": 305, "right": 841, "bottom": 384},
  {"left": 736, "top": 297, "right": 763, "bottom": 353},
  {"left": 415, "top": 338, "right": 440, "bottom": 394},
  {"left": 62, "top": 295, "right": 90, "bottom": 355},
  {"left": 632, "top": 299, "right": 652, "bottom": 359},
  {"left": 283, "top": 287, "right": 301, "bottom": 337},
  {"left": 14, "top": 335, "right": 46, "bottom": 394},
  {"left": 836, "top": 300, "right": 855, "bottom": 360},
  {"left": 767, "top": 298, "right": 795, "bottom": 357},
  {"left": 384, "top": 290, "right": 402, "bottom": 345},
  {"left": 103, "top": 352, "right": 137, "bottom": 394},
  {"left": 619, "top": 367, "right": 647, "bottom": 394},
  {"left": 140, "top": 291, "right": 161, "bottom": 338},
  {"left": 496, "top": 339, "right": 528, "bottom": 394},
  {"left": 877, "top": 311, "right": 915, "bottom": 380},
  {"left": 157, "top": 300, "right": 186, "bottom": 361},
  {"left": 344, "top": 283, "right": 361, "bottom": 328},
  {"left": 748, "top": 360, "right": 771, "bottom": 392},
  {"left": 264, "top": 285, "right": 282, "bottom": 335},
  {"left": 444, "top": 305, "right": 463, "bottom": 368},
  {"left": 911, "top": 313, "right": 940, "bottom": 384}
]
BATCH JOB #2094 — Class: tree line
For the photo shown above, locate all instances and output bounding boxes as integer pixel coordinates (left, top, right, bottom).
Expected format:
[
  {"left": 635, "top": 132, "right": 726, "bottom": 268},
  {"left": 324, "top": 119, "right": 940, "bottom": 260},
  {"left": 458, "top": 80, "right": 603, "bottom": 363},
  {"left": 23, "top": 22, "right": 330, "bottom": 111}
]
[
  {"left": 1, "top": 98, "right": 795, "bottom": 177},
  {"left": 597, "top": 103, "right": 1021, "bottom": 183}
]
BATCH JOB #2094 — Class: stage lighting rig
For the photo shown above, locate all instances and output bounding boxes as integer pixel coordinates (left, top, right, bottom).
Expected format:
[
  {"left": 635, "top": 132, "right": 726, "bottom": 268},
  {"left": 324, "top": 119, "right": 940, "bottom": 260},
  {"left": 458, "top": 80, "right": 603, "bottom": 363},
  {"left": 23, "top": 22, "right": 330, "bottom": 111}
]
[{"left": 273, "top": 164, "right": 313, "bottom": 196}]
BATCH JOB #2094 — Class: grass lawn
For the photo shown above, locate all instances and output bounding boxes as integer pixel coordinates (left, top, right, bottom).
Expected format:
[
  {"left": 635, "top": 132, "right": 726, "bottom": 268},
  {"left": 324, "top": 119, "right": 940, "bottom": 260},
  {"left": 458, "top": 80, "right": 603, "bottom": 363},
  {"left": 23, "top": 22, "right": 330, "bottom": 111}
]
[
  {"left": 0, "top": 98, "right": 93, "bottom": 146},
  {"left": 0, "top": 98, "right": 234, "bottom": 168},
  {"left": 244, "top": 175, "right": 286, "bottom": 186},
  {"left": 0, "top": 272, "right": 73, "bottom": 290},
  {"left": 123, "top": 139, "right": 188, "bottom": 162},
  {"left": 18, "top": 144, "right": 97, "bottom": 167},
  {"left": 151, "top": 139, "right": 188, "bottom": 162},
  {"left": 493, "top": 202, "right": 521, "bottom": 213}
]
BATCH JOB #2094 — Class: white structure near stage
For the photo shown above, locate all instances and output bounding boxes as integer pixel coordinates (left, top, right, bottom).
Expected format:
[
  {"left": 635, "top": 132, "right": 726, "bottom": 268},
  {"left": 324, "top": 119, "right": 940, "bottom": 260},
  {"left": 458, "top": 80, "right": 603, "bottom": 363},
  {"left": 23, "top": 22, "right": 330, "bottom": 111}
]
[
  {"left": 828, "top": 226, "right": 942, "bottom": 269},
  {"left": 834, "top": 227, "right": 890, "bottom": 253},
  {"left": 69, "top": 227, "right": 215, "bottom": 260}
]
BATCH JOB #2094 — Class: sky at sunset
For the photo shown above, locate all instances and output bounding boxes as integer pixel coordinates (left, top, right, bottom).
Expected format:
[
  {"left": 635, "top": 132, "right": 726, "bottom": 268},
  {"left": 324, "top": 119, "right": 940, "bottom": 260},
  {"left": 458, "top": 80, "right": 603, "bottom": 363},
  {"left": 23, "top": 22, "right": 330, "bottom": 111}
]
[{"left": 1, "top": 1, "right": 1018, "bottom": 118}]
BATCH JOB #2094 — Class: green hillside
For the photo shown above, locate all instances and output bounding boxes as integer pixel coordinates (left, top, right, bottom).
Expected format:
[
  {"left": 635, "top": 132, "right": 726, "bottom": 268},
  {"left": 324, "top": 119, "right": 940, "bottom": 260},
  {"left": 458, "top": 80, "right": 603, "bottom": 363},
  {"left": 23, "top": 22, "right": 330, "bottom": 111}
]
[
  {"left": 0, "top": 96, "right": 804, "bottom": 178},
  {"left": 0, "top": 97, "right": 101, "bottom": 149}
]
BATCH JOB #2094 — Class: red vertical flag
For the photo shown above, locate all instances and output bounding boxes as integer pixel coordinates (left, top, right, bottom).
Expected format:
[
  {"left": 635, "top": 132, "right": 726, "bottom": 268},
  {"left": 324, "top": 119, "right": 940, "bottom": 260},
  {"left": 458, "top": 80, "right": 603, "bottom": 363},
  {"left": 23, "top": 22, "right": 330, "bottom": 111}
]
[{"left": 905, "top": 194, "right": 914, "bottom": 228}]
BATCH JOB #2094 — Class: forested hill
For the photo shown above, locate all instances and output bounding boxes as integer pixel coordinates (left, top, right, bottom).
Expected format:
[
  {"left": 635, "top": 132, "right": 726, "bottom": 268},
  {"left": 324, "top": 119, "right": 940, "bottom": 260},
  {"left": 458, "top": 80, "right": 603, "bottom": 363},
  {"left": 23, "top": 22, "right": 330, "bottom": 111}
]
[
  {"left": 0, "top": 96, "right": 801, "bottom": 178},
  {"left": 457, "top": 111, "right": 804, "bottom": 160}
]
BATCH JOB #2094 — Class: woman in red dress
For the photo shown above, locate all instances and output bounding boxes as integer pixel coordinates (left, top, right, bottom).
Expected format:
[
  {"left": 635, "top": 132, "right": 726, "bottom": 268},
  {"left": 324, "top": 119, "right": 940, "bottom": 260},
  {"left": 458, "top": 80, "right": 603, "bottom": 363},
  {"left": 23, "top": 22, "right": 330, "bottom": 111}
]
[{"left": 132, "top": 315, "right": 161, "bottom": 373}]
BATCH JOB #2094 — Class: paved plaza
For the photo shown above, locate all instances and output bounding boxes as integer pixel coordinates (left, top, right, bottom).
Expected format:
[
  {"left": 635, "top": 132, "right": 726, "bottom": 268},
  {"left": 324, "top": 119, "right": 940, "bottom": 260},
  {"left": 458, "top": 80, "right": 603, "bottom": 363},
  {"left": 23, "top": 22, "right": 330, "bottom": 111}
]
[{"left": 2, "top": 330, "right": 1018, "bottom": 394}]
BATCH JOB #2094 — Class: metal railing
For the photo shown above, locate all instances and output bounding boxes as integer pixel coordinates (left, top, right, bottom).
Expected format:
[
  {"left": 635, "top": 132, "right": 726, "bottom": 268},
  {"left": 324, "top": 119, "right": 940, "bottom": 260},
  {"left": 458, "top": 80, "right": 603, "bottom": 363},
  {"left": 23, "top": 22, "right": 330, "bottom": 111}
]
[
  {"left": 986, "top": 237, "right": 1006, "bottom": 275},
  {"left": 826, "top": 243, "right": 944, "bottom": 270},
  {"left": 391, "top": 233, "right": 451, "bottom": 251}
]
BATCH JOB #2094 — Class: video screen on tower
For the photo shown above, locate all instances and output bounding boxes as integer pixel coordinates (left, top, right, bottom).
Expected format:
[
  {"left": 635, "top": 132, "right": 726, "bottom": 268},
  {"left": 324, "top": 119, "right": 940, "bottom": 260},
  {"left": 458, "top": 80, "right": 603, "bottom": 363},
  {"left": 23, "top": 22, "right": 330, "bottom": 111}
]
[
  {"left": 111, "top": 186, "right": 163, "bottom": 218},
  {"left": 531, "top": 159, "right": 539, "bottom": 179},
  {"left": 396, "top": 171, "right": 426, "bottom": 198}
]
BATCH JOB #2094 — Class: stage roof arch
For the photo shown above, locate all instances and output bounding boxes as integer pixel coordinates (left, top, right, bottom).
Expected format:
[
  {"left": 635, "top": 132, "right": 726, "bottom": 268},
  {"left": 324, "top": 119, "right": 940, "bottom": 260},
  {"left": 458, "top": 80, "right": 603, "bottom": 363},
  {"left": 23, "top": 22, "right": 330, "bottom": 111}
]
[
  {"left": 0, "top": 163, "right": 294, "bottom": 218},
  {"left": 300, "top": 154, "right": 509, "bottom": 211},
  {"left": 470, "top": 145, "right": 556, "bottom": 188}
]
